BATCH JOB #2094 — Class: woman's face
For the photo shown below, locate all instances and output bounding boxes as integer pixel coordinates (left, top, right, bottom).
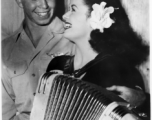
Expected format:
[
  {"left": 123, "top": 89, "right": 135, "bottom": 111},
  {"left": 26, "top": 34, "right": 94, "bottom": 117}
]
[{"left": 63, "top": 0, "right": 92, "bottom": 42}]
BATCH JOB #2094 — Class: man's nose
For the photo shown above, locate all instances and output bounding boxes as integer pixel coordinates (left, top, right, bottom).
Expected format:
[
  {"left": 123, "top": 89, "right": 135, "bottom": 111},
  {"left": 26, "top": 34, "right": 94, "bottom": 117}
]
[{"left": 38, "top": 0, "right": 49, "bottom": 9}]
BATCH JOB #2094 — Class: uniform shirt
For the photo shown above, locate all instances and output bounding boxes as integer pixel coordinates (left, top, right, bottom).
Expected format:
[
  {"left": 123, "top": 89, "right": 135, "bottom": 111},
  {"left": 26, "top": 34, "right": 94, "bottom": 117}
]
[{"left": 2, "top": 17, "right": 75, "bottom": 120}]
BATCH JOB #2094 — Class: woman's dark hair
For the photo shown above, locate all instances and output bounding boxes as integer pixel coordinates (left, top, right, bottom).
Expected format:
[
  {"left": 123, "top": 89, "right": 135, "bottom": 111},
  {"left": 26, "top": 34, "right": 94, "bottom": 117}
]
[
  {"left": 54, "top": 0, "right": 65, "bottom": 19},
  {"left": 83, "top": 0, "right": 149, "bottom": 66}
]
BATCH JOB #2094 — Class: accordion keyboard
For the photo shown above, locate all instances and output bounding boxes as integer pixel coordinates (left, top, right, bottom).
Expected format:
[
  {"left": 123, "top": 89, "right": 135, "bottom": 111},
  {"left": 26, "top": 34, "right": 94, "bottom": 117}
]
[{"left": 30, "top": 72, "right": 138, "bottom": 120}]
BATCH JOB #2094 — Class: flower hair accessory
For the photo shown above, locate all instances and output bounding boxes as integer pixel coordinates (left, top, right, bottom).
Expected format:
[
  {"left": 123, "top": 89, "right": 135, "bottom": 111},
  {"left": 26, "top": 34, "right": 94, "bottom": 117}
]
[{"left": 90, "top": 2, "right": 115, "bottom": 33}]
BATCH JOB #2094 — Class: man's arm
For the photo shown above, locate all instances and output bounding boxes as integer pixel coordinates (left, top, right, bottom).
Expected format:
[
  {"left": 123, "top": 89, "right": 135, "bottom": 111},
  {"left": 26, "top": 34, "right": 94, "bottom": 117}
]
[
  {"left": 2, "top": 65, "right": 17, "bottom": 120},
  {"left": 2, "top": 65, "right": 30, "bottom": 120}
]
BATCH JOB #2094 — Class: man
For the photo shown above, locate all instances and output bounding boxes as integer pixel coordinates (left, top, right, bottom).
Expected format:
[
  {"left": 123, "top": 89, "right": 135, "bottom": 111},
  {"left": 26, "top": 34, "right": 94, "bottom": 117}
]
[{"left": 2, "top": 0, "right": 74, "bottom": 119}]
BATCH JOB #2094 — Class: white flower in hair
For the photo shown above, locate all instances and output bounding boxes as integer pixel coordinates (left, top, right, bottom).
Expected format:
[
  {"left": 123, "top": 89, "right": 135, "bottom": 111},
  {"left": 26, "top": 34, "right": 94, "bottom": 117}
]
[{"left": 90, "top": 2, "right": 115, "bottom": 33}]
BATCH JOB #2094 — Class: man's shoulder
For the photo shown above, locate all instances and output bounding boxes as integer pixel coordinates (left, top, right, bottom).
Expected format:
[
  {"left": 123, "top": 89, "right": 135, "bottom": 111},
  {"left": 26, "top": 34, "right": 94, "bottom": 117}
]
[
  {"left": 2, "top": 28, "right": 21, "bottom": 48},
  {"left": 2, "top": 29, "right": 21, "bottom": 63},
  {"left": 2, "top": 33, "right": 17, "bottom": 52}
]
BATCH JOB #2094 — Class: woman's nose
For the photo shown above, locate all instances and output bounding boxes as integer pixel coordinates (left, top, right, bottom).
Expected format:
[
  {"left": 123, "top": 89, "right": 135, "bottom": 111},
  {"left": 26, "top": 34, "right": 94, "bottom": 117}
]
[{"left": 62, "top": 11, "right": 70, "bottom": 20}]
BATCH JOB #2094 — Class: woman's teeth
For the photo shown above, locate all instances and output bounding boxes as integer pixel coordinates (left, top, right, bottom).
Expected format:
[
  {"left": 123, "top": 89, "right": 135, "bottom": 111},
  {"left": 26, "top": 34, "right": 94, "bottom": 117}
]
[{"left": 65, "top": 24, "right": 71, "bottom": 29}]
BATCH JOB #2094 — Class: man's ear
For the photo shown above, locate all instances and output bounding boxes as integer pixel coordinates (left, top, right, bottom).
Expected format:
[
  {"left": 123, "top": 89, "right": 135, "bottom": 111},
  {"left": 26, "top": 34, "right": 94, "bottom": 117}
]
[{"left": 15, "top": 0, "right": 23, "bottom": 8}]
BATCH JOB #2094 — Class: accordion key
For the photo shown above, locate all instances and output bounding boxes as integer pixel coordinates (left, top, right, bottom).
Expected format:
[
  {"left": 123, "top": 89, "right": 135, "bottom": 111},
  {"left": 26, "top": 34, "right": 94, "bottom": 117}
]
[{"left": 30, "top": 72, "right": 133, "bottom": 120}]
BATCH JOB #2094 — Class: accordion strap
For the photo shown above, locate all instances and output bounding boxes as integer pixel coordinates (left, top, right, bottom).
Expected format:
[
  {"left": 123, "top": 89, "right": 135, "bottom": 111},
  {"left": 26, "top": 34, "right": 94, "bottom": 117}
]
[{"left": 71, "top": 54, "right": 111, "bottom": 78}]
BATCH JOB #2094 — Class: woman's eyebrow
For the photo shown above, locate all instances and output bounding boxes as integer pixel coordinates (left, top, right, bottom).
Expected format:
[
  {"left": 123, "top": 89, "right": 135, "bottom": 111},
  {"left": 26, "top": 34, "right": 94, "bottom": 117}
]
[{"left": 71, "top": 4, "right": 78, "bottom": 9}]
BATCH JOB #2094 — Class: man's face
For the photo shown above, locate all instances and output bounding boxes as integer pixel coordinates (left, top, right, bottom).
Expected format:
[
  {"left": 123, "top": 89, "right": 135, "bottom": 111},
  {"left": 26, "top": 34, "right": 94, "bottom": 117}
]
[{"left": 21, "top": 0, "right": 56, "bottom": 26}]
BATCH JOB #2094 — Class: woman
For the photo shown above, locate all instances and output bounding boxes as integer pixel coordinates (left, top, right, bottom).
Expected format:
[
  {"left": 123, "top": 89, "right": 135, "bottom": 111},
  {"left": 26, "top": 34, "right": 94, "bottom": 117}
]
[{"left": 47, "top": 0, "right": 149, "bottom": 117}]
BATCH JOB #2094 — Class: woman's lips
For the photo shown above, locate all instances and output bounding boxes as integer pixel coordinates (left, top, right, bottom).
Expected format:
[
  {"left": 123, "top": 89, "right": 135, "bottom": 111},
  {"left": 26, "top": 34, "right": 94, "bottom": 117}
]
[{"left": 63, "top": 21, "right": 72, "bottom": 29}]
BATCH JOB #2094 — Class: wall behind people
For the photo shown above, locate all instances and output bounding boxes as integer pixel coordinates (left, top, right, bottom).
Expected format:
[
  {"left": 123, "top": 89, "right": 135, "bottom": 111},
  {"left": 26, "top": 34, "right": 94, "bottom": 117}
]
[
  {"left": 121, "top": 0, "right": 150, "bottom": 92},
  {"left": 1, "top": 0, "right": 150, "bottom": 92},
  {"left": 122, "top": 0, "right": 149, "bottom": 44},
  {"left": 1, "top": 0, "right": 24, "bottom": 40}
]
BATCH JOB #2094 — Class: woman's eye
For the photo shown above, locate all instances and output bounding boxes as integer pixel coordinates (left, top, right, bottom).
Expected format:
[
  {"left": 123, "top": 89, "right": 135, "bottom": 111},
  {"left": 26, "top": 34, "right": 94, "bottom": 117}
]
[{"left": 71, "top": 8, "right": 75, "bottom": 12}]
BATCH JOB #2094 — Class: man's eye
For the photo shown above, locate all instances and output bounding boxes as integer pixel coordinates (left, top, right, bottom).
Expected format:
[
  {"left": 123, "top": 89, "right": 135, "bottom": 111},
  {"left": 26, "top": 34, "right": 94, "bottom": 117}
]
[{"left": 72, "top": 8, "right": 75, "bottom": 12}]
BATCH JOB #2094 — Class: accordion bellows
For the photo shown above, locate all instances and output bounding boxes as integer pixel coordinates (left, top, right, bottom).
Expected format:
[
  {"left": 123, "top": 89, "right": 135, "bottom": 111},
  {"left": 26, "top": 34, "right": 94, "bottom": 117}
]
[{"left": 30, "top": 72, "right": 130, "bottom": 120}]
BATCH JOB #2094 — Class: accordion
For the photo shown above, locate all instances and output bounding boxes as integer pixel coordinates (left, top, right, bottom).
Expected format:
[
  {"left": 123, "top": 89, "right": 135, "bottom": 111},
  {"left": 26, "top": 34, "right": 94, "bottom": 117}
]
[{"left": 30, "top": 72, "right": 138, "bottom": 120}]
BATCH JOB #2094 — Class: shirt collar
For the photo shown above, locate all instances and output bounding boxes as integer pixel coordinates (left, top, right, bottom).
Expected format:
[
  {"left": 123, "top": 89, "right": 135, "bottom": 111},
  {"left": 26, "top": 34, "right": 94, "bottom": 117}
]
[
  {"left": 14, "top": 17, "right": 65, "bottom": 44},
  {"left": 12, "top": 21, "right": 24, "bottom": 42}
]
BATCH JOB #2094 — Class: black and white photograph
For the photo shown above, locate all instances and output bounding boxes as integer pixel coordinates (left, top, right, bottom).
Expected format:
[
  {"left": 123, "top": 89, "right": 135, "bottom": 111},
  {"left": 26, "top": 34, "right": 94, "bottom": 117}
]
[{"left": 1, "top": 0, "right": 150, "bottom": 120}]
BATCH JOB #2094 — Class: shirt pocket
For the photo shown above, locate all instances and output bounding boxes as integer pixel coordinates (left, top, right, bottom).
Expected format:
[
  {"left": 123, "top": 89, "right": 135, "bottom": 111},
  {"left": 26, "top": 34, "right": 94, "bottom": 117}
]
[{"left": 6, "top": 59, "right": 28, "bottom": 78}]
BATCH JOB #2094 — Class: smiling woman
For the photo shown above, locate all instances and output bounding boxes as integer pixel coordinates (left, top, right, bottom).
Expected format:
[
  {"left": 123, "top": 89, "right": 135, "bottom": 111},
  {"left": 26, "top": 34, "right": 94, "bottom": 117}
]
[
  {"left": 46, "top": 0, "right": 150, "bottom": 118},
  {"left": 63, "top": 0, "right": 93, "bottom": 44},
  {"left": 1, "top": 0, "right": 150, "bottom": 119}
]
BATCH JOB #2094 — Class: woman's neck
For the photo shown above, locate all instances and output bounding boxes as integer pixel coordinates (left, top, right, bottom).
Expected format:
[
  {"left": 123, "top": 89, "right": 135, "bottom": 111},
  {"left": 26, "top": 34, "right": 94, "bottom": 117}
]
[{"left": 74, "top": 40, "right": 98, "bottom": 70}]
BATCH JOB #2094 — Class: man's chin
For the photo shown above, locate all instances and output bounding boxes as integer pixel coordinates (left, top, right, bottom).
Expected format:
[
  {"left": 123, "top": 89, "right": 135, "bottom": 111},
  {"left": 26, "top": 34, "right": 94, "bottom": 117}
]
[
  {"left": 36, "top": 20, "right": 52, "bottom": 26},
  {"left": 36, "top": 16, "right": 55, "bottom": 26}
]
